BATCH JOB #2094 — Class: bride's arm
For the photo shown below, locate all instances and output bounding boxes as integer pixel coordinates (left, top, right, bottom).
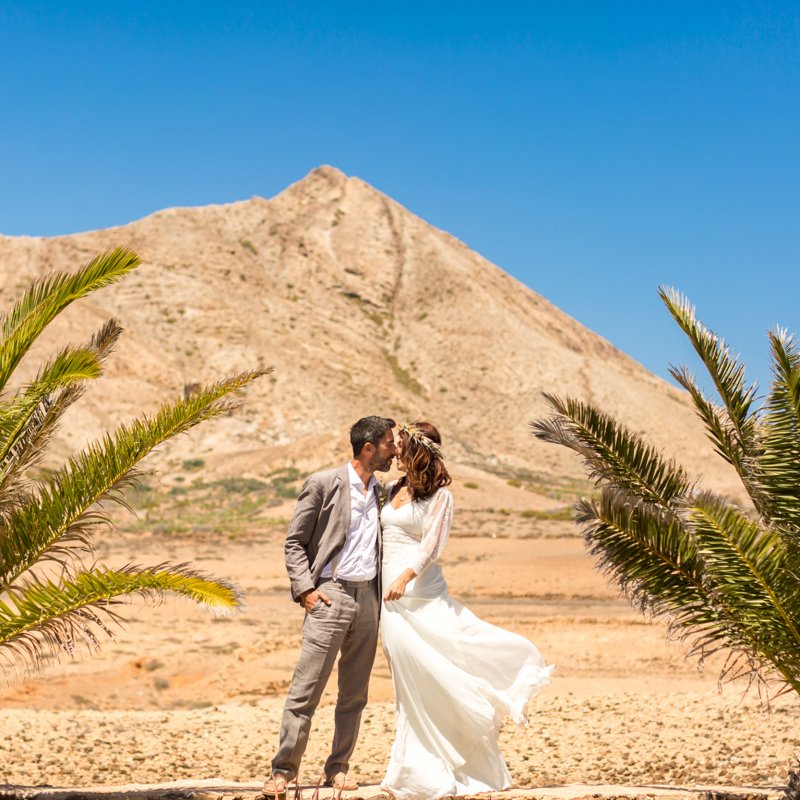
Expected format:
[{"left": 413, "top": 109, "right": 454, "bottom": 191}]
[
  {"left": 384, "top": 567, "right": 416, "bottom": 600},
  {"left": 383, "top": 489, "right": 454, "bottom": 601},
  {"left": 411, "top": 488, "right": 453, "bottom": 574}
]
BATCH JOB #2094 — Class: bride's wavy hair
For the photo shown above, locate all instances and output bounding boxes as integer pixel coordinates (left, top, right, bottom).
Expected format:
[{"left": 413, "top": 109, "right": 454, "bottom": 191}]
[{"left": 400, "top": 421, "right": 451, "bottom": 501}]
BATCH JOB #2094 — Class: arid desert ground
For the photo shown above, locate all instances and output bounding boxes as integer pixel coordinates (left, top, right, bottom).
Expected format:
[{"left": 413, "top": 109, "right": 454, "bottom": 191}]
[{"left": 2, "top": 477, "right": 798, "bottom": 797}]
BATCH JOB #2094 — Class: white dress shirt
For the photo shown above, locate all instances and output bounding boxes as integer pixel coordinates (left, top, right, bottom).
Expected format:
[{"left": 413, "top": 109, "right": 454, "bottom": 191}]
[{"left": 320, "top": 463, "right": 379, "bottom": 581}]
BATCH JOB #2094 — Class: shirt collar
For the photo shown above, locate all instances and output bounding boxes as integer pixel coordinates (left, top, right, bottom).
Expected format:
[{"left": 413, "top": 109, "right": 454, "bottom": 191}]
[{"left": 347, "top": 462, "right": 376, "bottom": 493}]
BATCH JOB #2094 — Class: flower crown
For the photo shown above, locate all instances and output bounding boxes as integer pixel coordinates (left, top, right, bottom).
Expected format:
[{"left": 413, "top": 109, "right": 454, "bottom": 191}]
[{"left": 398, "top": 423, "right": 445, "bottom": 459}]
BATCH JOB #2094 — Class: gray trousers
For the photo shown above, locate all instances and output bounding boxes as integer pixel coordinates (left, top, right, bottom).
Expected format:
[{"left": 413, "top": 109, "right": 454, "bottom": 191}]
[{"left": 272, "top": 578, "right": 380, "bottom": 781}]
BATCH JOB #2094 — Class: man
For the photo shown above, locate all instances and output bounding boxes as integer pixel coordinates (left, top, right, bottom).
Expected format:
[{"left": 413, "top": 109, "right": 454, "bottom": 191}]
[{"left": 264, "top": 415, "right": 397, "bottom": 796}]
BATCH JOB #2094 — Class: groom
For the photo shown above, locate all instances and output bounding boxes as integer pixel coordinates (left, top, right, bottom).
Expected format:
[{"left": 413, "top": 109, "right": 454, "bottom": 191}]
[{"left": 265, "top": 415, "right": 397, "bottom": 796}]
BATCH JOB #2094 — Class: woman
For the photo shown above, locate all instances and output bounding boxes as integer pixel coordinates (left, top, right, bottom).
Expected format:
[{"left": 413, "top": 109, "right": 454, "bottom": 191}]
[{"left": 380, "top": 422, "right": 553, "bottom": 800}]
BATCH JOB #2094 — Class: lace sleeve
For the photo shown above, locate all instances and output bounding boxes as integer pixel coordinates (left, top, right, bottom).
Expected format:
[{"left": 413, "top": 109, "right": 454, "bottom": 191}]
[{"left": 409, "top": 489, "right": 453, "bottom": 576}]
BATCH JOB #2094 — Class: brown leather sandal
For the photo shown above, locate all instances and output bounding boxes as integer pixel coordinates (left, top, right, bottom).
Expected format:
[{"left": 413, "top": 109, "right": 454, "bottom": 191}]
[{"left": 262, "top": 772, "right": 289, "bottom": 798}]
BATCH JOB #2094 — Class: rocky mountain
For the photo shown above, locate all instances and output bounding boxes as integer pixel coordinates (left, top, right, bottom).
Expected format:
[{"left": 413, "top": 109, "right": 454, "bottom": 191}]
[{"left": 0, "top": 166, "right": 737, "bottom": 507}]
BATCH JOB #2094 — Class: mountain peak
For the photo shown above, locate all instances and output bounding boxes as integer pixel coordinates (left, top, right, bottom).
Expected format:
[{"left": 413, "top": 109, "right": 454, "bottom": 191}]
[
  {"left": 309, "top": 164, "right": 349, "bottom": 182},
  {"left": 284, "top": 164, "right": 350, "bottom": 195}
]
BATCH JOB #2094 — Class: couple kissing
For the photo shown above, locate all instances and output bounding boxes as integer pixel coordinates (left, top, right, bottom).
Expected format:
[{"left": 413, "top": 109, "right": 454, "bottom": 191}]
[{"left": 264, "top": 415, "right": 553, "bottom": 800}]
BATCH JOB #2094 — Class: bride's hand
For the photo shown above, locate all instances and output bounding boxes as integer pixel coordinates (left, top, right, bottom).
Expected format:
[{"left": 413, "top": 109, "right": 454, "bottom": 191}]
[{"left": 384, "top": 569, "right": 416, "bottom": 601}]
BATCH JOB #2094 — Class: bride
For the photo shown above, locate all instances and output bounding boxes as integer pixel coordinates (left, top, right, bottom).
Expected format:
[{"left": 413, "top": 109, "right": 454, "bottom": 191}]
[{"left": 380, "top": 422, "right": 553, "bottom": 800}]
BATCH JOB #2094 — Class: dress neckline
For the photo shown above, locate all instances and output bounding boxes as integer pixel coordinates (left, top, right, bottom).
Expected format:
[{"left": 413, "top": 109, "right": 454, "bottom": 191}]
[{"left": 388, "top": 480, "right": 411, "bottom": 511}]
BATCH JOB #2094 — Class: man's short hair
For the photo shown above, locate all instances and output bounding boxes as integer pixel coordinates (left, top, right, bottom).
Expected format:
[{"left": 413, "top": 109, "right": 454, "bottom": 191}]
[{"left": 350, "top": 416, "right": 396, "bottom": 457}]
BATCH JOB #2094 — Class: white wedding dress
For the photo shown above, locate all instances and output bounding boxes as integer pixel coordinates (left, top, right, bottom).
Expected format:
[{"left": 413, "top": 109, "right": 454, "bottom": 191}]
[{"left": 379, "top": 485, "right": 553, "bottom": 800}]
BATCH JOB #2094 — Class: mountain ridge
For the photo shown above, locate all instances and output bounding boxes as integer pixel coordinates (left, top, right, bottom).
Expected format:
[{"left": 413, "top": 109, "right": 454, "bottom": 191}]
[{"left": 0, "top": 166, "right": 737, "bottom": 504}]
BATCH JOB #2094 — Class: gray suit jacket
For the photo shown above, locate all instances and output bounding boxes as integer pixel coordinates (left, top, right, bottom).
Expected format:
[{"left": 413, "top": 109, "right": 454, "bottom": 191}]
[{"left": 284, "top": 464, "right": 383, "bottom": 602}]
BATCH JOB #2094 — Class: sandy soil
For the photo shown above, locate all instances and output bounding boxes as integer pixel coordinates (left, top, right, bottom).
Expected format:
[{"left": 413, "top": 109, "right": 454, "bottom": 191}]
[{"left": 2, "top": 515, "right": 798, "bottom": 795}]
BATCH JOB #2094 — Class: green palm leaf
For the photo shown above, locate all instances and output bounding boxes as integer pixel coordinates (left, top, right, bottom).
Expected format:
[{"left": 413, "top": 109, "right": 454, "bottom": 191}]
[
  {"left": 756, "top": 329, "right": 800, "bottom": 531},
  {"left": 685, "top": 493, "right": 800, "bottom": 691},
  {"left": 660, "top": 287, "right": 758, "bottom": 437},
  {"left": 0, "top": 320, "right": 124, "bottom": 517},
  {"left": 660, "top": 287, "right": 766, "bottom": 512},
  {"left": 0, "top": 247, "right": 270, "bottom": 683},
  {"left": 668, "top": 364, "right": 744, "bottom": 470},
  {"left": 0, "top": 247, "right": 139, "bottom": 395},
  {"left": 576, "top": 489, "right": 725, "bottom": 643},
  {"left": 533, "top": 393, "right": 691, "bottom": 505},
  {"left": 0, "top": 368, "right": 269, "bottom": 589},
  {"left": 0, "top": 564, "right": 242, "bottom": 675},
  {"left": 534, "top": 288, "right": 800, "bottom": 698},
  {"left": 0, "top": 346, "right": 102, "bottom": 466}
]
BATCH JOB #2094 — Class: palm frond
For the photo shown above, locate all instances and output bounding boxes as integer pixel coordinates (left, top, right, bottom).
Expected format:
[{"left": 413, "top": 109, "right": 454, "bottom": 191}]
[
  {"left": 0, "top": 321, "right": 124, "bottom": 520},
  {"left": 532, "top": 393, "right": 692, "bottom": 505},
  {"left": 87, "top": 318, "right": 125, "bottom": 359},
  {"left": 7, "top": 320, "right": 123, "bottom": 474},
  {"left": 0, "top": 369, "right": 270, "bottom": 589},
  {"left": 575, "top": 489, "right": 724, "bottom": 643},
  {"left": 0, "top": 247, "right": 273, "bottom": 685},
  {"left": 533, "top": 289, "right": 800, "bottom": 698},
  {"left": 669, "top": 365, "right": 744, "bottom": 469},
  {"left": 0, "top": 346, "right": 102, "bottom": 463},
  {"left": 756, "top": 329, "right": 800, "bottom": 532},
  {"left": 660, "top": 287, "right": 759, "bottom": 448},
  {"left": 0, "top": 248, "right": 139, "bottom": 395},
  {"left": 0, "top": 563, "right": 242, "bottom": 677},
  {"left": 662, "top": 287, "right": 770, "bottom": 515},
  {"left": 685, "top": 492, "right": 800, "bottom": 692}
]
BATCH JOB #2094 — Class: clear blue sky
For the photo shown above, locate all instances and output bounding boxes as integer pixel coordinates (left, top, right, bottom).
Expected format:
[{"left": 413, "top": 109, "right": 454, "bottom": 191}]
[{"left": 2, "top": 2, "right": 798, "bottom": 396}]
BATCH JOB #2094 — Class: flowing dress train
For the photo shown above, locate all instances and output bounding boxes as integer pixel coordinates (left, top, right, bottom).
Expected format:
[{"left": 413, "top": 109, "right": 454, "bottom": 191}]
[{"left": 380, "top": 485, "right": 553, "bottom": 800}]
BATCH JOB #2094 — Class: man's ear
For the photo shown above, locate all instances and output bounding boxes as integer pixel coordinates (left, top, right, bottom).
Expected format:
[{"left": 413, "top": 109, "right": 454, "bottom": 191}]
[{"left": 360, "top": 441, "right": 376, "bottom": 457}]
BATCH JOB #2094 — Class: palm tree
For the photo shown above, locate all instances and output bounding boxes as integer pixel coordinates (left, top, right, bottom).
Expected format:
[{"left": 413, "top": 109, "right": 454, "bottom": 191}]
[
  {"left": 0, "top": 247, "right": 268, "bottom": 681},
  {"left": 532, "top": 287, "right": 800, "bottom": 697}
]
